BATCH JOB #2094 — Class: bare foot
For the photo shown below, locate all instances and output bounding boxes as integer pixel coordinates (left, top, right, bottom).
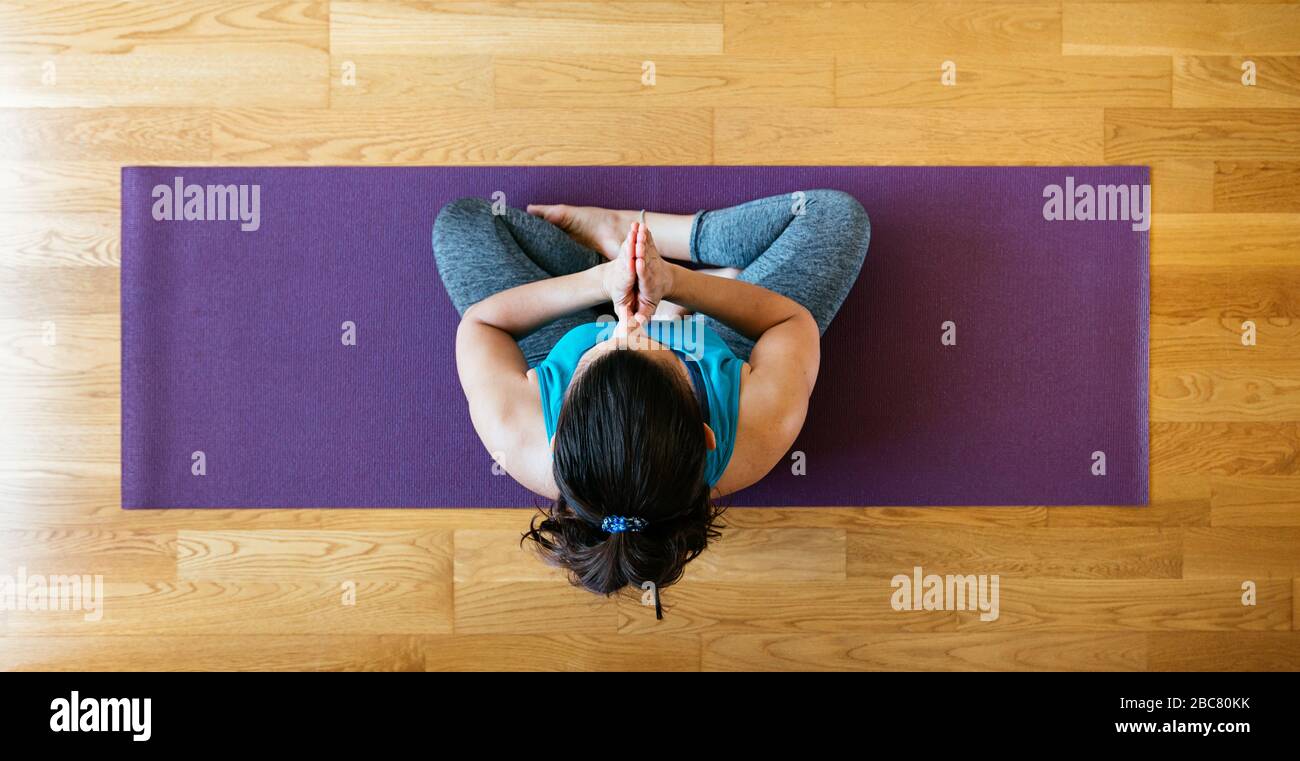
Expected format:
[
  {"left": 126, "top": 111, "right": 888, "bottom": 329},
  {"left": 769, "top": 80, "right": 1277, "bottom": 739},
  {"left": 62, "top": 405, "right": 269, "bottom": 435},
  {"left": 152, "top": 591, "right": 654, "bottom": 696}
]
[{"left": 527, "top": 204, "right": 636, "bottom": 261}]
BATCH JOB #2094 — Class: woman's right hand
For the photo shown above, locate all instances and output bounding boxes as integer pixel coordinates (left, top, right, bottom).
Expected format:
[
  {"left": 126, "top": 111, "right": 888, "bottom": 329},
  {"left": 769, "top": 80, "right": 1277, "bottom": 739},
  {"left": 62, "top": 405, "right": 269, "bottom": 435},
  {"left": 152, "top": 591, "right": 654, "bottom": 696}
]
[{"left": 630, "top": 221, "right": 674, "bottom": 324}]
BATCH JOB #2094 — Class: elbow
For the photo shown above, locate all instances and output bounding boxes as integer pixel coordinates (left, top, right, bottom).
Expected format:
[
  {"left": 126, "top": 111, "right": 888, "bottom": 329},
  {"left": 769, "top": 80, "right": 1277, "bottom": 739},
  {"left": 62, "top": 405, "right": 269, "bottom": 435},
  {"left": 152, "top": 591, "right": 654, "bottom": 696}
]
[
  {"left": 794, "top": 305, "right": 820, "bottom": 345},
  {"left": 461, "top": 301, "right": 485, "bottom": 324},
  {"left": 460, "top": 301, "right": 502, "bottom": 333}
]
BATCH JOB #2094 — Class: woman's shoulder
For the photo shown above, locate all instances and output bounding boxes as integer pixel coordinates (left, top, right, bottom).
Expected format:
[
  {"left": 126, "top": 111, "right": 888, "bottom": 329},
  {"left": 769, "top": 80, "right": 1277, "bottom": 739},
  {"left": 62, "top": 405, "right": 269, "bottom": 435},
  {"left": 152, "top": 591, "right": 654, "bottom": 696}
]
[{"left": 714, "top": 359, "right": 812, "bottom": 497}]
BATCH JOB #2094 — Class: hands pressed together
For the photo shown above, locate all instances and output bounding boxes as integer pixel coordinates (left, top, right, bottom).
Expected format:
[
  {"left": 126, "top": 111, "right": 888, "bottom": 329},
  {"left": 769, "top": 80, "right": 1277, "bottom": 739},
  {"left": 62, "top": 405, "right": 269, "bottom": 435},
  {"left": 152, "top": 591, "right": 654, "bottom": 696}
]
[{"left": 601, "top": 220, "right": 674, "bottom": 327}]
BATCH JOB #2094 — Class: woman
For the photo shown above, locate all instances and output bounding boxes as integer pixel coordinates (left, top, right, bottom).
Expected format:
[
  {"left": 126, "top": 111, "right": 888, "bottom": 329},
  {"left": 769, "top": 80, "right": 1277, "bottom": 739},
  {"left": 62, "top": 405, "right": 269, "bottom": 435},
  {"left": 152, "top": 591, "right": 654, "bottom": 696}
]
[{"left": 432, "top": 191, "right": 869, "bottom": 615}]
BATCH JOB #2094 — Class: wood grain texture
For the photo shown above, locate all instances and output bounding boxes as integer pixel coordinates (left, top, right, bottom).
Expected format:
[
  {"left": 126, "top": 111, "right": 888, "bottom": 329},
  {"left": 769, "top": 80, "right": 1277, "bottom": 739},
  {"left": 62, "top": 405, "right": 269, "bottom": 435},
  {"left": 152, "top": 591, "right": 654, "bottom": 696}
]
[
  {"left": 1, "top": 0, "right": 1298, "bottom": 671},
  {"left": 846, "top": 528, "right": 1182, "bottom": 579},
  {"left": 1152, "top": 267, "right": 1300, "bottom": 318},
  {"left": 702, "top": 632, "right": 1147, "bottom": 672},
  {"left": 725, "top": 3, "right": 1062, "bottom": 56},
  {"left": 1152, "top": 213, "right": 1300, "bottom": 267},
  {"left": 1147, "top": 632, "right": 1300, "bottom": 671},
  {"left": 328, "top": 55, "right": 492, "bottom": 108},
  {"left": 1063, "top": 3, "right": 1300, "bottom": 56},
  {"left": 715, "top": 108, "right": 1104, "bottom": 164},
  {"left": 1209, "top": 477, "right": 1300, "bottom": 526},
  {"left": 1173, "top": 56, "right": 1300, "bottom": 108},
  {"left": 210, "top": 107, "right": 712, "bottom": 163},
  {"left": 1214, "top": 160, "right": 1300, "bottom": 211},
  {"left": 1106, "top": 108, "right": 1300, "bottom": 162},
  {"left": 495, "top": 55, "right": 835, "bottom": 108},
  {"left": 0, "top": 50, "right": 329, "bottom": 108},
  {"left": 0, "top": 108, "right": 210, "bottom": 161},
  {"left": 1150, "top": 160, "right": 1215, "bottom": 213},
  {"left": 835, "top": 56, "right": 1169, "bottom": 108},
  {"left": 0, "top": 1, "right": 328, "bottom": 56},
  {"left": 616, "top": 579, "right": 1291, "bottom": 635},
  {"left": 329, "top": 1, "right": 723, "bottom": 56}
]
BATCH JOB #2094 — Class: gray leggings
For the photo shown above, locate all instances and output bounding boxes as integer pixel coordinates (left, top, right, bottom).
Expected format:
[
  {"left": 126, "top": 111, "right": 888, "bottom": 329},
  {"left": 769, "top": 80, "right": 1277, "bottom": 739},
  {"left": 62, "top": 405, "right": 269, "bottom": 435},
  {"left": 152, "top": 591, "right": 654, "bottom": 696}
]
[{"left": 432, "top": 190, "right": 870, "bottom": 365}]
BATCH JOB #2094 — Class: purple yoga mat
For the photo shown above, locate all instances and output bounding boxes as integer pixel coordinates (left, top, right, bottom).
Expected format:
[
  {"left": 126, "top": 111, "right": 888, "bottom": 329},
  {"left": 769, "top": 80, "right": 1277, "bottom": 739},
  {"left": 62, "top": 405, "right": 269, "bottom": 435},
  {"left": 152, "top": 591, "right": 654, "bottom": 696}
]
[{"left": 121, "top": 166, "right": 1149, "bottom": 508}]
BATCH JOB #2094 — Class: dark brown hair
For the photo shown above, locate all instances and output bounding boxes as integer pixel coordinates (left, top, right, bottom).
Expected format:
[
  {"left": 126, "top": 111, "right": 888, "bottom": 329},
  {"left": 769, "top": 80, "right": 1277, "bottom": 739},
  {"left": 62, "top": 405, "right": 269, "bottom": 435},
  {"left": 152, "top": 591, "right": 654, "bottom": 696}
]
[{"left": 522, "top": 348, "right": 726, "bottom": 614}]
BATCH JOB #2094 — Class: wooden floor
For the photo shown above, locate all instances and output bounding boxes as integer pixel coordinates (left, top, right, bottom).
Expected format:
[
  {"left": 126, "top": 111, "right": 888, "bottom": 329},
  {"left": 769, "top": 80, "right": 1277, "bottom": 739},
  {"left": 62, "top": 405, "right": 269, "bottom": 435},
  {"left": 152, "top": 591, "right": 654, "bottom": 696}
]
[{"left": 1, "top": 1, "right": 1298, "bottom": 671}]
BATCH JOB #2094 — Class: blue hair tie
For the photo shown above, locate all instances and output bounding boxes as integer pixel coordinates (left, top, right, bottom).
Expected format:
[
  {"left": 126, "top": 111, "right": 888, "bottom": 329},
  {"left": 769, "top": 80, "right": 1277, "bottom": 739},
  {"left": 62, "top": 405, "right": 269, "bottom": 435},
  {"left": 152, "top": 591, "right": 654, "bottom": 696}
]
[{"left": 601, "top": 515, "right": 647, "bottom": 534}]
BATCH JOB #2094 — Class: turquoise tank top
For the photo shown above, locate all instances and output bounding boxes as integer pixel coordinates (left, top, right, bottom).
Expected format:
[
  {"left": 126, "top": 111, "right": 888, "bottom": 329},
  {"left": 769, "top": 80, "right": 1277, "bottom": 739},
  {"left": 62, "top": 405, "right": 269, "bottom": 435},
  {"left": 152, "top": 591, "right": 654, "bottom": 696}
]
[{"left": 534, "top": 317, "right": 744, "bottom": 487}]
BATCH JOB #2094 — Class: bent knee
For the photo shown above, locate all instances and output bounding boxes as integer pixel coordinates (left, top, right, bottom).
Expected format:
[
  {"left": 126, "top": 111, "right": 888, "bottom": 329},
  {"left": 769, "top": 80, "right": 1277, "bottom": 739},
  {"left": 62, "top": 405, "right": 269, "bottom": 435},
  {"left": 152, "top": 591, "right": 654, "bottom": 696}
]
[
  {"left": 432, "top": 196, "right": 495, "bottom": 257},
  {"left": 805, "top": 189, "right": 867, "bottom": 224},
  {"left": 805, "top": 189, "right": 870, "bottom": 259},
  {"left": 434, "top": 196, "right": 493, "bottom": 234}
]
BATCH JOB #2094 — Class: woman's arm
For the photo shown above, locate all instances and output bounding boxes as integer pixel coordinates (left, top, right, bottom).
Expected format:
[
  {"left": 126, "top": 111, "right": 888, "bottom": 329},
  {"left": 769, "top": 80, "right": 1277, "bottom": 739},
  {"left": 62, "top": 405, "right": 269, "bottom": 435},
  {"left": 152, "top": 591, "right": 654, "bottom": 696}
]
[
  {"left": 462, "top": 263, "right": 612, "bottom": 339},
  {"left": 635, "top": 227, "right": 821, "bottom": 496},
  {"left": 668, "top": 266, "right": 821, "bottom": 496},
  {"left": 455, "top": 260, "right": 622, "bottom": 500}
]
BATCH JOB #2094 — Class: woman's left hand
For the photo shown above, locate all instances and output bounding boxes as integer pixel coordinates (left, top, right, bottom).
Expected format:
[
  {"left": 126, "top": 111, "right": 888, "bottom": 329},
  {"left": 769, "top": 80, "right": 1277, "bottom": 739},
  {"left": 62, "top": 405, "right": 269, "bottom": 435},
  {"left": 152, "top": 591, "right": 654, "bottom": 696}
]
[{"left": 601, "top": 231, "right": 639, "bottom": 325}]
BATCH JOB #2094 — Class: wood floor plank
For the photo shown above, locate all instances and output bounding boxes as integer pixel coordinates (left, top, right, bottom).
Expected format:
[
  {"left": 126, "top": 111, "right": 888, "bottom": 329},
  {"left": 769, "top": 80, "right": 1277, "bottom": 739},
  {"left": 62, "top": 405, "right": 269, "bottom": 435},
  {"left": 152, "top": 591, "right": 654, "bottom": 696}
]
[
  {"left": 1152, "top": 266, "right": 1300, "bottom": 318},
  {"left": 1148, "top": 299, "right": 1300, "bottom": 424},
  {"left": 0, "top": 314, "right": 118, "bottom": 412},
  {"left": 0, "top": 211, "right": 118, "bottom": 267},
  {"left": 1214, "top": 160, "right": 1300, "bottom": 211},
  {"left": 0, "top": 266, "right": 117, "bottom": 319},
  {"left": 329, "top": 1, "right": 723, "bottom": 56},
  {"left": 725, "top": 3, "right": 1062, "bottom": 56},
  {"left": 1147, "top": 632, "right": 1300, "bottom": 671},
  {"left": 721, "top": 507, "right": 1048, "bottom": 529},
  {"left": 683, "top": 528, "right": 847, "bottom": 582},
  {"left": 1064, "top": 3, "right": 1300, "bottom": 56},
  {"left": 1210, "top": 476, "right": 1300, "bottom": 527},
  {"left": 1152, "top": 366, "right": 1300, "bottom": 421},
  {"left": 1152, "top": 423, "right": 1300, "bottom": 476},
  {"left": 316, "top": 508, "right": 531, "bottom": 532},
  {"left": 846, "top": 528, "right": 1182, "bottom": 579},
  {"left": 0, "top": 528, "right": 177, "bottom": 578},
  {"left": 620, "top": 579, "right": 1292, "bottom": 634},
  {"left": 1152, "top": 316, "right": 1299, "bottom": 372},
  {"left": 454, "top": 581, "right": 619, "bottom": 634},
  {"left": 328, "top": 55, "right": 492, "bottom": 108},
  {"left": 714, "top": 108, "right": 1104, "bottom": 164},
  {"left": 1182, "top": 527, "right": 1300, "bottom": 577},
  {"left": 0, "top": 634, "right": 429, "bottom": 671},
  {"left": 3, "top": 580, "right": 453, "bottom": 635},
  {"left": 417, "top": 634, "right": 701, "bottom": 672},
  {"left": 0, "top": 49, "right": 328, "bottom": 108},
  {"left": 0, "top": 427, "right": 119, "bottom": 481},
  {"left": 1174, "top": 56, "right": 1300, "bottom": 108},
  {"left": 992, "top": 579, "right": 1291, "bottom": 632},
  {"left": 455, "top": 527, "right": 846, "bottom": 583},
  {"left": 495, "top": 55, "right": 834, "bottom": 108},
  {"left": 0, "top": 634, "right": 702, "bottom": 671},
  {"left": 0, "top": 107, "right": 210, "bottom": 161},
  {"left": 835, "top": 56, "right": 1169, "bottom": 108},
  {"left": 176, "top": 530, "right": 452, "bottom": 583},
  {"left": 0, "top": 1, "right": 328, "bottom": 56},
  {"left": 702, "top": 632, "right": 1147, "bottom": 671},
  {"left": 454, "top": 529, "right": 565, "bottom": 584},
  {"left": 622, "top": 579, "right": 949, "bottom": 635},
  {"left": 1153, "top": 213, "right": 1300, "bottom": 267},
  {"left": 0, "top": 161, "right": 120, "bottom": 214},
  {"left": 210, "top": 107, "right": 712, "bottom": 164},
  {"left": 1151, "top": 160, "right": 1215, "bottom": 213},
  {"left": 1107, "top": 108, "right": 1300, "bottom": 162}
]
